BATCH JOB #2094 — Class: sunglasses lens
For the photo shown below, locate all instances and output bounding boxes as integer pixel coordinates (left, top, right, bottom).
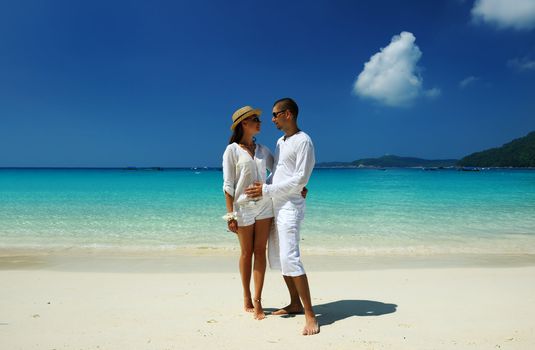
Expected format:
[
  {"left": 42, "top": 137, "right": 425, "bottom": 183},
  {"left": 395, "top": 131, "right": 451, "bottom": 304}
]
[{"left": 272, "top": 109, "right": 286, "bottom": 118}]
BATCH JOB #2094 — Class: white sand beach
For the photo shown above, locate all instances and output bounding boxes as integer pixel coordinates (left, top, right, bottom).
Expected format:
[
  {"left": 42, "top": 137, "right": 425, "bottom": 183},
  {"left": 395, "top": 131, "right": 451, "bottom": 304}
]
[{"left": 1, "top": 251, "right": 534, "bottom": 350}]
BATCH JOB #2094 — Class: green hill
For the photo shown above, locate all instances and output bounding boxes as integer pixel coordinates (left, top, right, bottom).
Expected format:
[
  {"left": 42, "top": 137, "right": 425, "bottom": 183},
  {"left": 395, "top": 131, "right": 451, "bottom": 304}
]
[{"left": 458, "top": 131, "right": 535, "bottom": 167}]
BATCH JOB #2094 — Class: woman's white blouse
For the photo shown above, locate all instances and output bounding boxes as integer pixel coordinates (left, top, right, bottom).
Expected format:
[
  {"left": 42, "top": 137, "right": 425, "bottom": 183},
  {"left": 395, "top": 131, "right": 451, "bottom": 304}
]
[{"left": 222, "top": 143, "right": 274, "bottom": 205}]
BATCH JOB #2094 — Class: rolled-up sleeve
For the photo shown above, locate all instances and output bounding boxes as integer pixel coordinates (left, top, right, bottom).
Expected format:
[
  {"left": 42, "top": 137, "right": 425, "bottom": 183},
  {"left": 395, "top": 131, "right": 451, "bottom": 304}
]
[
  {"left": 262, "top": 139, "right": 315, "bottom": 199},
  {"left": 222, "top": 146, "right": 236, "bottom": 197}
]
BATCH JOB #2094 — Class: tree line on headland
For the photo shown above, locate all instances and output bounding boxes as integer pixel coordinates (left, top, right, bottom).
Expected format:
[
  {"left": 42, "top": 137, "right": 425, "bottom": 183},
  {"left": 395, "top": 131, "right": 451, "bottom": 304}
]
[
  {"left": 457, "top": 131, "right": 535, "bottom": 167},
  {"left": 316, "top": 131, "right": 535, "bottom": 168}
]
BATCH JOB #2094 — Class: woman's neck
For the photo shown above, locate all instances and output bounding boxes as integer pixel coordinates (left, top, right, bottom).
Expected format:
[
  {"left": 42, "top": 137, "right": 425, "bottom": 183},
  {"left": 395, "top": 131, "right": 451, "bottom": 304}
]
[{"left": 239, "top": 135, "right": 254, "bottom": 146}]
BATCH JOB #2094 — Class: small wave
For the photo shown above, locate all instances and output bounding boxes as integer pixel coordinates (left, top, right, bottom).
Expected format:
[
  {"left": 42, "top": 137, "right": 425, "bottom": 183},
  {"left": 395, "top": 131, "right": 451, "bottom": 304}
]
[{"left": 2, "top": 241, "right": 535, "bottom": 256}]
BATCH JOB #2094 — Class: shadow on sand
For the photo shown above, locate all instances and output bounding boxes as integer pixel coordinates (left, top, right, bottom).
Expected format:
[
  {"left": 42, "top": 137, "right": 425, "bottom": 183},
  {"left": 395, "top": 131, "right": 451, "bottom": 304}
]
[{"left": 314, "top": 300, "right": 397, "bottom": 326}]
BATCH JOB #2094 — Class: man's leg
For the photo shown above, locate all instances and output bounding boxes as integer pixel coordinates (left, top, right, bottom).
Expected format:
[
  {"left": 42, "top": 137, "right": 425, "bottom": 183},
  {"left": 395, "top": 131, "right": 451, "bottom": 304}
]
[
  {"left": 272, "top": 275, "right": 304, "bottom": 315},
  {"left": 272, "top": 207, "right": 305, "bottom": 315},
  {"left": 273, "top": 207, "right": 318, "bottom": 334},
  {"left": 292, "top": 274, "right": 319, "bottom": 335}
]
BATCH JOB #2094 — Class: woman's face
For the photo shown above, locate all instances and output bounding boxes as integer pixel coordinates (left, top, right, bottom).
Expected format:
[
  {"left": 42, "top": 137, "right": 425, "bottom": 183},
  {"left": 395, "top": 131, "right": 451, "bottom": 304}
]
[{"left": 241, "top": 115, "right": 261, "bottom": 135}]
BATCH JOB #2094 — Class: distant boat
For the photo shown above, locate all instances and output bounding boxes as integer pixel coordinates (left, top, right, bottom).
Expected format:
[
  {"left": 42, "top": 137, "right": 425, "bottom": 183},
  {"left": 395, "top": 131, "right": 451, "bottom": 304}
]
[{"left": 460, "top": 167, "right": 481, "bottom": 172}]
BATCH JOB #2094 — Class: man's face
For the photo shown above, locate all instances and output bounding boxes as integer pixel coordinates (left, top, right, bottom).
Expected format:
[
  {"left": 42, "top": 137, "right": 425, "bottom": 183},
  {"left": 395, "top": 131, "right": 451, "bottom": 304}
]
[{"left": 271, "top": 104, "right": 289, "bottom": 130}]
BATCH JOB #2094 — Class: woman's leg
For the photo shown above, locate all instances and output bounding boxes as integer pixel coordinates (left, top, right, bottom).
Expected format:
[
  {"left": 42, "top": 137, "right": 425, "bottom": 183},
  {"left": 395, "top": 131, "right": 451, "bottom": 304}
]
[
  {"left": 237, "top": 224, "right": 255, "bottom": 312},
  {"left": 252, "top": 217, "right": 272, "bottom": 320}
]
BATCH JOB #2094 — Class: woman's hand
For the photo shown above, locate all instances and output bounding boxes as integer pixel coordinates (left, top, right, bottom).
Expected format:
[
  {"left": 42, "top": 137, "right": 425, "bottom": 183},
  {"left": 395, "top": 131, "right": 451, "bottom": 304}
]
[
  {"left": 227, "top": 219, "right": 238, "bottom": 234},
  {"left": 301, "top": 186, "right": 308, "bottom": 199}
]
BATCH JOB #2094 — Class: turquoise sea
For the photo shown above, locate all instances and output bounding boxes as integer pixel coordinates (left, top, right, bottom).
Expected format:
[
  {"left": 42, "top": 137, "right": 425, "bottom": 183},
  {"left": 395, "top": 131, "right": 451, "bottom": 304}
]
[{"left": 1, "top": 168, "right": 535, "bottom": 255}]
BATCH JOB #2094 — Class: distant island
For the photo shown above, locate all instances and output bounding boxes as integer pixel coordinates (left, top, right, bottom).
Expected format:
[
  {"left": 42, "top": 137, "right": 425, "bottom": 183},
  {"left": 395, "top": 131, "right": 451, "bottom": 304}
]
[
  {"left": 458, "top": 131, "right": 535, "bottom": 168},
  {"left": 317, "top": 130, "right": 535, "bottom": 168},
  {"left": 317, "top": 155, "right": 457, "bottom": 168}
]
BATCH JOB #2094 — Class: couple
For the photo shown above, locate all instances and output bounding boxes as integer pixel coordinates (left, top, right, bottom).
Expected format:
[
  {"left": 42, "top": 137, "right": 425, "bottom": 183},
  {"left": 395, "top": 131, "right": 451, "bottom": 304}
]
[{"left": 222, "top": 98, "right": 319, "bottom": 336}]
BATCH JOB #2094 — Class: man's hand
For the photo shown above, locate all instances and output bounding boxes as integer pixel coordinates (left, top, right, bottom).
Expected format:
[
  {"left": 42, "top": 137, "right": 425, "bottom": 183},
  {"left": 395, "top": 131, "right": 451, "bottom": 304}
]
[
  {"left": 301, "top": 187, "right": 308, "bottom": 199},
  {"left": 245, "top": 182, "right": 263, "bottom": 199}
]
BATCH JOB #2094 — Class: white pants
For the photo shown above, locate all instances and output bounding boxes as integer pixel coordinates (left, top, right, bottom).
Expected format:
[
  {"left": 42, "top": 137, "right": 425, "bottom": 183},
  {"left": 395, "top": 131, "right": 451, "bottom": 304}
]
[{"left": 268, "top": 206, "right": 306, "bottom": 277}]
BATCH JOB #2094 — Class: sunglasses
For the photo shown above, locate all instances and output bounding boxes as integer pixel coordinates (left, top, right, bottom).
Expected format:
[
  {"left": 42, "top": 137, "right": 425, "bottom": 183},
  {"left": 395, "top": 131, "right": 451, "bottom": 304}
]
[
  {"left": 246, "top": 116, "right": 261, "bottom": 123},
  {"left": 272, "top": 109, "right": 287, "bottom": 118}
]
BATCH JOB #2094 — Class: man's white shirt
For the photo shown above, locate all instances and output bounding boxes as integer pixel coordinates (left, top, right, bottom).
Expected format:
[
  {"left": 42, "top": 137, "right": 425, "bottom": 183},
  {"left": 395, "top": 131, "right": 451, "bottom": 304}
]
[{"left": 262, "top": 131, "right": 315, "bottom": 210}]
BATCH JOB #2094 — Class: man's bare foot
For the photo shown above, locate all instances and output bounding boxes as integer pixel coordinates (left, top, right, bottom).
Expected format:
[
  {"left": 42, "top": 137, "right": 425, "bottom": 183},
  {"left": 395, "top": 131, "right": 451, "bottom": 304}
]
[
  {"left": 272, "top": 303, "right": 304, "bottom": 316},
  {"left": 244, "top": 297, "right": 254, "bottom": 313},
  {"left": 302, "top": 314, "right": 320, "bottom": 336},
  {"left": 253, "top": 299, "right": 265, "bottom": 320}
]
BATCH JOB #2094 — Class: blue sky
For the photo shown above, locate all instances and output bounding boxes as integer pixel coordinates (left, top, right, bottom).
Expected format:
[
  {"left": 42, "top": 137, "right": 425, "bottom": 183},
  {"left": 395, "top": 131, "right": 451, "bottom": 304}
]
[{"left": 1, "top": 0, "right": 534, "bottom": 167}]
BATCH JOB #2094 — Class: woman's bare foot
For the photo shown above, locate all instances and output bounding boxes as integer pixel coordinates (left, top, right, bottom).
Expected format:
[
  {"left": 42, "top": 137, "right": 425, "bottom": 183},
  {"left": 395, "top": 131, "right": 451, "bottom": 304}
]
[
  {"left": 253, "top": 298, "right": 265, "bottom": 320},
  {"left": 244, "top": 297, "right": 254, "bottom": 313},
  {"left": 272, "top": 303, "right": 304, "bottom": 316},
  {"left": 302, "top": 314, "right": 320, "bottom": 335}
]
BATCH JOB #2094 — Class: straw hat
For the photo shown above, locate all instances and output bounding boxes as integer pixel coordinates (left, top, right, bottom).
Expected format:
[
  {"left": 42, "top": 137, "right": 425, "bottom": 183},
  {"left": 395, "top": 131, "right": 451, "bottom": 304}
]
[{"left": 230, "top": 106, "right": 262, "bottom": 131}]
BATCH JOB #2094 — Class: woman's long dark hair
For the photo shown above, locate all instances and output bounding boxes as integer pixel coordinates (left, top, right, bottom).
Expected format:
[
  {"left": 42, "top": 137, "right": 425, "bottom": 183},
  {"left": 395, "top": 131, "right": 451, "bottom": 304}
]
[
  {"left": 229, "top": 123, "right": 244, "bottom": 145},
  {"left": 229, "top": 118, "right": 257, "bottom": 145}
]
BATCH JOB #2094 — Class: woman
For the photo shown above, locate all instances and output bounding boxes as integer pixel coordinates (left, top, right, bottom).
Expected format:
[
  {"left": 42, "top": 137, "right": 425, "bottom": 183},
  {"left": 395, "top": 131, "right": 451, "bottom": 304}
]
[{"left": 222, "top": 105, "right": 274, "bottom": 320}]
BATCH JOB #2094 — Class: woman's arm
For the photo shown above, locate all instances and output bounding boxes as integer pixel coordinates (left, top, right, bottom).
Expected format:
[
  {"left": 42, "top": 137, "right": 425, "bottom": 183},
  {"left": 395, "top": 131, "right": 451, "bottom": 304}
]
[
  {"left": 222, "top": 146, "right": 236, "bottom": 197},
  {"left": 222, "top": 146, "right": 238, "bottom": 233},
  {"left": 224, "top": 192, "right": 238, "bottom": 233},
  {"left": 225, "top": 192, "right": 234, "bottom": 213}
]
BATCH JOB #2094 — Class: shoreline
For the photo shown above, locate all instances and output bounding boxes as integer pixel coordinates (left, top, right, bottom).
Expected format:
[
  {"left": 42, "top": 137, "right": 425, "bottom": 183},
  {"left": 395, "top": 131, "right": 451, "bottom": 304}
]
[{"left": 2, "top": 248, "right": 535, "bottom": 272}]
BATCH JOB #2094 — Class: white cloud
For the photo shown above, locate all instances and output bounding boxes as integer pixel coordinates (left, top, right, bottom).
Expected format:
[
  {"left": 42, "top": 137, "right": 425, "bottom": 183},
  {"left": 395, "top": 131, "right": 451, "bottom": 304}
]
[
  {"left": 507, "top": 57, "right": 535, "bottom": 71},
  {"left": 471, "top": 0, "right": 535, "bottom": 30},
  {"left": 459, "top": 76, "right": 479, "bottom": 88},
  {"left": 353, "top": 31, "right": 436, "bottom": 107}
]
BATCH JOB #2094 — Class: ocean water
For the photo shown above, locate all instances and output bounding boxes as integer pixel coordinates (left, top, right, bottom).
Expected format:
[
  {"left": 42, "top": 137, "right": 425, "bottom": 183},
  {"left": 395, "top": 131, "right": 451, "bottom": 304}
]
[{"left": 1, "top": 168, "right": 534, "bottom": 255}]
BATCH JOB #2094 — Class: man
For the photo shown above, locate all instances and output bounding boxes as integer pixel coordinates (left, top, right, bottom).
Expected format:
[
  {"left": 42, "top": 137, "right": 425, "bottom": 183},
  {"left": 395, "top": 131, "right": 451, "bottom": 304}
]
[{"left": 245, "top": 97, "right": 319, "bottom": 336}]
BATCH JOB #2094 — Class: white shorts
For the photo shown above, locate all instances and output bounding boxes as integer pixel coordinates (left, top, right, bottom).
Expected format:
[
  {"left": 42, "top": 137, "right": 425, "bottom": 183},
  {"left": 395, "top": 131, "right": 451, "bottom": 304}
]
[
  {"left": 236, "top": 198, "right": 274, "bottom": 227},
  {"left": 275, "top": 206, "right": 306, "bottom": 277}
]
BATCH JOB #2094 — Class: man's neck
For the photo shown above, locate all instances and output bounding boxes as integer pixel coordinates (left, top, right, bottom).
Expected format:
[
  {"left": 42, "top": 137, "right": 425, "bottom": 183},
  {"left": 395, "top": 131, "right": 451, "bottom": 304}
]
[{"left": 283, "top": 126, "right": 300, "bottom": 140}]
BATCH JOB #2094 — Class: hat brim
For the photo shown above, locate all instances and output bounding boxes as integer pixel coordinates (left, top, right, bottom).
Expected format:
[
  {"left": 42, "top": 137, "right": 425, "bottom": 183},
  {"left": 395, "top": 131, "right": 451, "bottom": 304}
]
[{"left": 230, "top": 109, "right": 262, "bottom": 131}]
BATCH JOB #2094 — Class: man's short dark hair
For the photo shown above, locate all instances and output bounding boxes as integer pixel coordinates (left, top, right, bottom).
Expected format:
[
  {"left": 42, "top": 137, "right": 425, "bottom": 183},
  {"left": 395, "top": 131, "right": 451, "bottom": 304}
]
[{"left": 273, "top": 97, "right": 299, "bottom": 119}]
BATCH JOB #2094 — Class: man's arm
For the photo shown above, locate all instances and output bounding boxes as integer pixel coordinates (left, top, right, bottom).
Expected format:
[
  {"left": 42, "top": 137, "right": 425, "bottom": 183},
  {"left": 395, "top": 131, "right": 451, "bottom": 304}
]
[{"left": 259, "top": 139, "right": 315, "bottom": 199}]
